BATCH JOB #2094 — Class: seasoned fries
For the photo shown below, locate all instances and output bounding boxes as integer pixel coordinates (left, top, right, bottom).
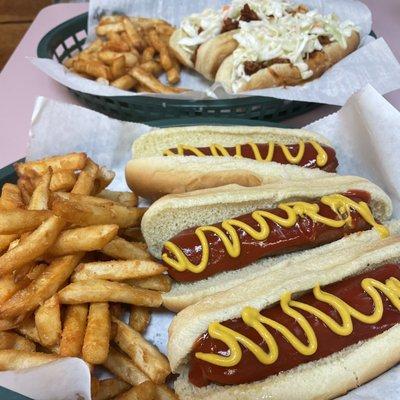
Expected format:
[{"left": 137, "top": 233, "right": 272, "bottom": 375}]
[
  {"left": 115, "top": 381, "right": 155, "bottom": 400},
  {"left": 72, "top": 260, "right": 166, "bottom": 282},
  {"left": 0, "top": 350, "right": 59, "bottom": 370},
  {"left": 0, "top": 152, "right": 178, "bottom": 398},
  {"left": 34, "top": 295, "right": 62, "bottom": 347},
  {"left": 58, "top": 280, "right": 162, "bottom": 307},
  {"left": 102, "top": 237, "right": 151, "bottom": 260},
  {"left": 0, "top": 216, "right": 65, "bottom": 276},
  {"left": 59, "top": 303, "right": 88, "bottom": 357},
  {"left": 65, "top": 15, "right": 185, "bottom": 94},
  {"left": 83, "top": 303, "right": 111, "bottom": 364},
  {"left": 0, "top": 209, "right": 52, "bottom": 235},
  {"left": 0, "top": 331, "right": 35, "bottom": 351},
  {"left": 112, "top": 317, "right": 170, "bottom": 383},
  {"left": 129, "top": 306, "right": 151, "bottom": 333},
  {"left": 48, "top": 224, "right": 118, "bottom": 256}
]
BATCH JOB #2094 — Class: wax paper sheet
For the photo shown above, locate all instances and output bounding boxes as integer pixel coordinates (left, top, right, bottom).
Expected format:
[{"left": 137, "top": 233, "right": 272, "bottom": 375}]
[
  {"left": 30, "top": 0, "right": 400, "bottom": 105},
  {"left": 0, "top": 84, "right": 399, "bottom": 399}
]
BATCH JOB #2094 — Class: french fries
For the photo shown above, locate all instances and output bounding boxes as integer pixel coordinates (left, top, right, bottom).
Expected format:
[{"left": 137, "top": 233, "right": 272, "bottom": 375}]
[
  {"left": 0, "top": 209, "right": 52, "bottom": 235},
  {"left": 72, "top": 260, "right": 166, "bottom": 282},
  {"left": 58, "top": 280, "right": 162, "bottom": 307},
  {"left": 59, "top": 303, "right": 88, "bottom": 357},
  {"left": 82, "top": 302, "right": 111, "bottom": 364},
  {"left": 112, "top": 317, "right": 170, "bottom": 383},
  {"left": 103, "top": 347, "right": 149, "bottom": 386},
  {"left": 115, "top": 381, "right": 155, "bottom": 400},
  {"left": 0, "top": 153, "right": 179, "bottom": 398},
  {"left": 34, "top": 295, "right": 62, "bottom": 347},
  {"left": 129, "top": 306, "right": 151, "bottom": 333},
  {"left": 15, "top": 153, "right": 87, "bottom": 177},
  {"left": 0, "top": 216, "right": 65, "bottom": 277},
  {"left": 48, "top": 224, "right": 118, "bottom": 256},
  {"left": 97, "top": 190, "right": 138, "bottom": 207},
  {"left": 0, "top": 332, "right": 35, "bottom": 351},
  {"left": 52, "top": 195, "right": 145, "bottom": 227},
  {"left": 130, "top": 275, "right": 172, "bottom": 292},
  {"left": 65, "top": 15, "right": 184, "bottom": 94},
  {"left": 0, "top": 254, "right": 82, "bottom": 319},
  {"left": 0, "top": 350, "right": 59, "bottom": 370},
  {"left": 0, "top": 184, "right": 24, "bottom": 210},
  {"left": 94, "top": 378, "right": 130, "bottom": 400},
  {"left": 102, "top": 237, "right": 151, "bottom": 260}
]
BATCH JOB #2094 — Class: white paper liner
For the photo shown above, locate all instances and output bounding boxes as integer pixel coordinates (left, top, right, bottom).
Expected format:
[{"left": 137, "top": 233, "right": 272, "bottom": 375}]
[
  {"left": 0, "top": 84, "right": 398, "bottom": 398},
  {"left": 30, "top": 0, "right": 400, "bottom": 105}
]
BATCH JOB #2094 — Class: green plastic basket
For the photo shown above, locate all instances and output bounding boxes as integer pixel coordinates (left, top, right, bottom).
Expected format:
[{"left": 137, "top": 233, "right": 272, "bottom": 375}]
[{"left": 37, "top": 12, "right": 320, "bottom": 122}]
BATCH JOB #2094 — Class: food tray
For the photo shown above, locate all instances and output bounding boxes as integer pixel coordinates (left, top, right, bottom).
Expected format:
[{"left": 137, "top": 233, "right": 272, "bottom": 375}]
[
  {"left": 37, "top": 12, "right": 320, "bottom": 123},
  {"left": 0, "top": 117, "right": 284, "bottom": 399}
]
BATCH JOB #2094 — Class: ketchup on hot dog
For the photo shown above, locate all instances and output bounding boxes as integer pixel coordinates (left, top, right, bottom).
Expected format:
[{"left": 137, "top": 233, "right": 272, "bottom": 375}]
[
  {"left": 189, "top": 263, "right": 400, "bottom": 387},
  {"left": 165, "top": 142, "right": 338, "bottom": 172},
  {"left": 162, "top": 191, "right": 377, "bottom": 282}
]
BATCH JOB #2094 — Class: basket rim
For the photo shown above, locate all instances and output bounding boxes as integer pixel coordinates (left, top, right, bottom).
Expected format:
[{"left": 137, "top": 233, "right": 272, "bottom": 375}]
[{"left": 36, "top": 12, "right": 312, "bottom": 107}]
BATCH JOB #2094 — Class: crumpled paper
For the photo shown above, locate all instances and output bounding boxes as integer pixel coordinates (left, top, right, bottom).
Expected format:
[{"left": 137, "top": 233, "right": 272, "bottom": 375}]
[
  {"left": 30, "top": 0, "right": 400, "bottom": 105},
  {"left": 0, "top": 84, "right": 397, "bottom": 399}
]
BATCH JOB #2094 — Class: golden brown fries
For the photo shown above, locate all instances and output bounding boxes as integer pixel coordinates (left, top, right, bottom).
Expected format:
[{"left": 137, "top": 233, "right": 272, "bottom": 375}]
[
  {"left": 112, "top": 317, "right": 170, "bottom": 383},
  {"left": 28, "top": 169, "right": 51, "bottom": 210},
  {"left": 0, "top": 216, "right": 64, "bottom": 277},
  {"left": 94, "top": 378, "right": 130, "bottom": 400},
  {"left": 58, "top": 280, "right": 162, "bottom": 307},
  {"left": 115, "top": 380, "right": 155, "bottom": 400},
  {"left": 72, "top": 260, "right": 166, "bottom": 282},
  {"left": 34, "top": 295, "right": 62, "bottom": 347},
  {"left": 154, "top": 384, "right": 179, "bottom": 400},
  {"left": 0, "top": 184, "right": 24, "bottom": 210},
  {"left": 72, "top": 158, "right": 99, "bottom": 195},
  {"left": 0, "top": 331, "right": 36, "bottom": 351},
  {"left": 15, "top": 153, "right": 87, "bottom": 177},
  {"left": 83, "top": 302, "right": 111, "bottom": 364},
  {"left": 59, "top": 303, "right": 88, "bottom": 357},
  {"left": 104, "top": 347, "right": 149, "bottom": 386},
  {"left": 0, "top": 254, "right": 82, "bottom": 319},
  {"left": 49, "top": 170, "right": 77, "bottom": 192},
  {"left": 48, "top": 224, "right": 118, "bottom": 256},
  {"left": 102, "top": 237, "right": 151, "bottom": 260},
  {"left": 0, "top": 209, "right": 52, "bottom": 235},
  {"left": 0, "top": 350, "right": 59, "bottom": 370},
  {"left": 129, "top": 306, "right": 151, "bottom": 333},
  {"left": 97, "top": 190, "right": 138, "bottom": 207},
  {"left": 130, "top": 275, "right": 172, "bottom": 292},
  {"left": 52, "top": 195, "right": 145, "bottom": 228},
  {"left": 0, "top": 152, "right": 178, "bottom": 397},
  {"left": 65, "top": 15, "right": 184, "bottom": 94}
]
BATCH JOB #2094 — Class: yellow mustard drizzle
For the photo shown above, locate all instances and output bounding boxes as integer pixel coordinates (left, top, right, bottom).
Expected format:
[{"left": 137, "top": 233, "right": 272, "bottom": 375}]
[
  {"left": 162, "top": 140, "right": 328, "bottom": 167},
  {"left": 162, "top": 194, "right": 389, "bottom": 273},
  {"left": 195, "top": 276, "right": 400, "bottom": 367}
]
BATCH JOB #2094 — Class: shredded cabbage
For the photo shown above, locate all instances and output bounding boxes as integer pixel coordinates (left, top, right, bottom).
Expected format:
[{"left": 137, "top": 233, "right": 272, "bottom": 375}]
[{"left": 231, "top": 10, "right": 358, "bottom": 92}]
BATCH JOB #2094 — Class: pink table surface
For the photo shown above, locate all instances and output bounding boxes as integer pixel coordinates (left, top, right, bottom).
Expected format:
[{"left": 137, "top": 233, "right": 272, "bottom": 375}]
[{"left": 0, "top": 1, "right": 399, "bottom": 169}]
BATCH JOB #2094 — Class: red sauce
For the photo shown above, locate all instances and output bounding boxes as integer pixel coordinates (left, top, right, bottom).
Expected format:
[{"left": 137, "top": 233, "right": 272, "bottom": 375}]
[
  {"left": 189, "top": 263, "right": 400, "bottom": 387},
  {"left": 166, "top": 142, "right": 338, "bottom": 172},
  {"left": 162, "top": 191, "right": 372, "bottom": 282}
]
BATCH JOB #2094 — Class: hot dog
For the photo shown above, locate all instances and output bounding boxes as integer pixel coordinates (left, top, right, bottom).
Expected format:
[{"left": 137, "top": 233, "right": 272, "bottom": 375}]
[
  {"left": 170, "top": 0, "right": 302, "bottom": 80},
  {"left": 168, "top": 235, "right": 400, "bottom": 399},
  {"left": 141, "top": 176, "right": 393, "bottom": 311},
  {"left": 126, "top": 125, "right": 337, "bottom": 200}
]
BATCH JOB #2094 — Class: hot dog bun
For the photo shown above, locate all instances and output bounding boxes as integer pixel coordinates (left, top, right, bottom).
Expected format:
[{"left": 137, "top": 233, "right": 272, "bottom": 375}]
[
  {"left": 194, "top": 30, "right": 239, "bottom": 80},
  {"left": 127, "top": 125, "right": 335, "bottom": 199},
  {"left": 169, "top": 28, "right": 195, "bottom": 68},
  {"left": 141, "top": 176, "right": 392, "bottom": 311},
  {"left": 132, "top": 125, "right": 332, "bottom": 158},
  {"left": 169, "top": 234, "right": 400, "bottom": 399},
  {"left": 125, "top": 156, "right": 331, "bottom": 200},
  {"left": 216, "top": 31, "right": 360, "bottom": 92}
]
